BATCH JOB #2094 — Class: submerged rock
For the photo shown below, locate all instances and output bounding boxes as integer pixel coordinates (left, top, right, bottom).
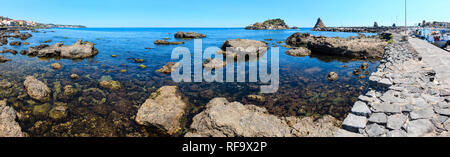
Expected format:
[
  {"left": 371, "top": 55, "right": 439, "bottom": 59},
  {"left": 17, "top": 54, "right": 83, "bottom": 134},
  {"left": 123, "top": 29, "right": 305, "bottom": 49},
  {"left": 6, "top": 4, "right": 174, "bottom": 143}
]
[
  {"left": 154, "top": 40, "right": 184, "bottom": 45},
  {"left": 327, "top": 72, "right": 339, "bottom": 81},
  {"left": 136, "top": 86, "right": 187, "bottom": 135},
  {"left": 63, "top": 85, "right": 77, "bottom": 96},
  {"left": 0, "top": 38, "right": 7, "bottom": 45},
  {"left": 24, "top": 76, "right": 51, "bottom": 102},
  {"left": 1, "top": 49, "right": 18, "bottom": 54},
  {"left": 9, "top": 41, "right": 21, "bottom": 46},
  {"left": 360, "top": 63, "right": 369, "bottom": 70},
  {"left": 247, "top": 95, "right": 265, "bottom": 102},
  {"left": 174, "top": 32, "right": 206, "bottom": 39},
  {"left": 49, "top": 102, "right": 68, "bottom": 120},
  {"left": 285, "top": 47, "right": 312, "bottom": 57},
  {"left": 0, "top": 101, "right": 24, "bottom": 137},
  {"left": 0, "top": 80, "right": 12, "bottom": 89},
  {"left": 156, "top": 62, "right": 180, "bottom": 74},
  {"left": 32, "top": 103, "right": 52, "bottom": 116},
  {"left": 51, "top": 63, "right": 62, "bottom": 69},
  {"left": 245, "top": 19, "right": 289, "bottom": 30},
  {"left": 0, "top": 56, "right": 11, "bottom": 63},
  {"left": 217, "top": 39, "right": 268, "bottom": 58},
  {"left": 70, "top": 74, "right": 79, "bottom": 80},
  {"left": 285, "top": 32, "right": 387, "bottom": 59},
  {"left": 27, "top": 40, "right": 98, "bottom": 59},
  {"left": 203, "top": 58, "right": 227, "bottom": 70},
  {"left": 99, "top": 80, "right": 121, "bottom": 90},
  {"left": 185, "top": 98, "right": 340, "bottom": 137}
]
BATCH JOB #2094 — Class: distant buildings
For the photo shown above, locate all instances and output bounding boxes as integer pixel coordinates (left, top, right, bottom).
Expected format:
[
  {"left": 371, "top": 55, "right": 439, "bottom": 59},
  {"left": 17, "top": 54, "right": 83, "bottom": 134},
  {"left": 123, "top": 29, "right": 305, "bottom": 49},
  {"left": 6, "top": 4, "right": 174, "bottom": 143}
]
[
  {"left": 0, "top": 16, "right": 85, "bottom": 28},
  {"left": 419, "top": 20, "right": 450, "bottom": 28}
]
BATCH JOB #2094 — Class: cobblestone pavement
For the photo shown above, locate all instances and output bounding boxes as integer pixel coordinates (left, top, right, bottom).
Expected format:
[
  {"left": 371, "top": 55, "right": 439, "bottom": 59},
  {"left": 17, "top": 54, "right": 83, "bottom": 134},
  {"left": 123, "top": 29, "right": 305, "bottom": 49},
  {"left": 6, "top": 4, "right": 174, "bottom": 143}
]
[{"left": 335, "top": 34, "right": 450, "bottom": 137}]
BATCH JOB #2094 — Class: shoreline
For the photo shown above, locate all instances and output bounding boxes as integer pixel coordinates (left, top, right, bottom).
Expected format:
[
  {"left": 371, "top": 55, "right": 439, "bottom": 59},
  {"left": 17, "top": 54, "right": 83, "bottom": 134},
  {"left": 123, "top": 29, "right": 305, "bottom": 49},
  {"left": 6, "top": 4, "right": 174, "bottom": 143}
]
[{"left": 337, "top": 33, "right": 450, "bottom": 137}]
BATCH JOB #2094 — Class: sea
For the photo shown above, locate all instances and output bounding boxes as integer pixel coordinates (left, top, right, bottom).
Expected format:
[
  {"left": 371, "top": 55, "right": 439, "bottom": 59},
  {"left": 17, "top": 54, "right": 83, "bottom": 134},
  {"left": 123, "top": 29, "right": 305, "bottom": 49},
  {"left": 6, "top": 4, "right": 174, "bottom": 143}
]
[{"left": 0, "top": 27, "right": 378, "bottom": 136}]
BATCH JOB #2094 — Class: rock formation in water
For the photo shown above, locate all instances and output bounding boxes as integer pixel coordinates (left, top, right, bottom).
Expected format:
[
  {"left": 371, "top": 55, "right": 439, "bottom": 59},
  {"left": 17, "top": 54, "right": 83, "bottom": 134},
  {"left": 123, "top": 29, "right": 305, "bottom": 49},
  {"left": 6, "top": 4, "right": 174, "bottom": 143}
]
[
  {"left": 285, "top": 32, "right": 387, "bottom": 59},
  {"left": 27, "top": 40, "right": 98, "bottom": 59},
  {"left": 156, "top": 62, "right": 181, "bottom": 74},
  {"left": 285, "top": 47, "right": 311, "bottom": 57},
  {"left": 185, "top": 98, "right": 340, "bottom": 137},
  {"left": 0, "top": 56, "right": 11, "bottom": 63},
  {"left": 154, "top": 40, "right": 185, "bottom": 45},
  {"left": 24, "top": 76, "right": 51, "bottom": 102},
  {"left": 245, "top": 19, "right": 290, "bottom": 30},
  {"left": 203, "top": 58, "right": 227, "bottom": 70},
  {"left": 136, "top": 86, "right": 187, "bottom": 136},
  {"left": 174, "top": 32, "right": 206, "bottom": 39},
  {"left": 217, "top": 39, "right": 268, "bottom": 58},
  {"left": 312, "top": 18, "right": 326, "bottom": 31},
  {"left": 0, "top": 99, "right": 24, "bottom": 137}
]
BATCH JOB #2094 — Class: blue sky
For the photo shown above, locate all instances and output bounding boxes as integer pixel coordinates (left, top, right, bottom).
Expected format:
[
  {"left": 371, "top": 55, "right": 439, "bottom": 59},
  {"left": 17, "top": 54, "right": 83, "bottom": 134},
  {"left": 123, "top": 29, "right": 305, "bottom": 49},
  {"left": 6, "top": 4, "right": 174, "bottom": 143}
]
[{"left": 1, "top": 0, "right": 449, "bottom": 27}]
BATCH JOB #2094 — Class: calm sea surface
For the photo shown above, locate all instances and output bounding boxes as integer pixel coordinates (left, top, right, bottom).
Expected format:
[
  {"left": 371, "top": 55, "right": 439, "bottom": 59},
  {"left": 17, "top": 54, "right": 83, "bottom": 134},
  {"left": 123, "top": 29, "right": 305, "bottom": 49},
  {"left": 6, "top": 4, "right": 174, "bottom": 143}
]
[{"left": 0, "top": 28, "right": 378, "bottom": 137}]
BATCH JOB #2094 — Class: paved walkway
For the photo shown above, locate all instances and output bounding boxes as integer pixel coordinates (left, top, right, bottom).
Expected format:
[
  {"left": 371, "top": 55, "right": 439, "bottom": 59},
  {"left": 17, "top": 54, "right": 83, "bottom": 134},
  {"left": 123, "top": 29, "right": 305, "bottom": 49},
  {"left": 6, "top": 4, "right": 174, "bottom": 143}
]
[{"left": 409, "top": 37, "right": 450, "bottom": 90}]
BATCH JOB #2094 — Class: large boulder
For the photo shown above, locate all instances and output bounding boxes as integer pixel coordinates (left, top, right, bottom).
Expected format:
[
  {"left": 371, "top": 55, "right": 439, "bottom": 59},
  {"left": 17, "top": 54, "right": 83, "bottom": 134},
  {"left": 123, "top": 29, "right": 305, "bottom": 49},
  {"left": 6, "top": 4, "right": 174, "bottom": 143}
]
[
  {"left": 27, "top": 40, "right": 98, "bottom": 59},
  {"left": 286, "top": 33, "right": 387, "bottom": 59},
  {"left": 24, "top": 76, "right": 51, "bottom": 102},
  {"left": 136, "top": 86, "right": 187, "bottom": 135},
  {"left": 285, "top": 47, "right": 311, "bottom": 57},
  {"left": 59, "top": 40, "right": 98, "bottom": 59},
  {"left": 0, "top": 100, "right": 24, "bottom": 137},
  {"left": 185, "top": 98, "right": 340, "bottom": 137},
  {"left": 174, "top": 32, "right": 206, "bottom": 39},
  {"left": 217, "top": 39, "right": 268, "bottom": 58},
  {"left": 245, "top": 19, "right": 289, "bottom": 30},
  {"left": 312, "top": 18, "right": 326, "bottom": 31}
]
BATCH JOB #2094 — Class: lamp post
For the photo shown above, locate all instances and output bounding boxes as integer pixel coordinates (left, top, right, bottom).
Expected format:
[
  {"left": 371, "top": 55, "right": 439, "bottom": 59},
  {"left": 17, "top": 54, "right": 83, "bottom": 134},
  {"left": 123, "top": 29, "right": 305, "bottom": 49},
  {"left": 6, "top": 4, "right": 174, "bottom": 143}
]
[{"left": 405, "top": 0, "right": 407, "bottom": 34}]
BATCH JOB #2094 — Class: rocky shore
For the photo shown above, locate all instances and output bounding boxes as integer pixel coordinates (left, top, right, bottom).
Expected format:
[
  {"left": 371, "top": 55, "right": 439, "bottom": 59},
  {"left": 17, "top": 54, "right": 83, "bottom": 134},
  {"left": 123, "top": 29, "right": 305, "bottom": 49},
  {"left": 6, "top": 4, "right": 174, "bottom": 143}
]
[
  {"left": 337, "top": 33, "right": 450, "bottom": 137},
  {"left": 285, "top": 33, "right": 388, "bottom": 59},
  {"left": 26, "top": 40, "right": 98, "bottom": 59},
  {"left": 185, "top": 98, "right": 340, "bottom": 137}
]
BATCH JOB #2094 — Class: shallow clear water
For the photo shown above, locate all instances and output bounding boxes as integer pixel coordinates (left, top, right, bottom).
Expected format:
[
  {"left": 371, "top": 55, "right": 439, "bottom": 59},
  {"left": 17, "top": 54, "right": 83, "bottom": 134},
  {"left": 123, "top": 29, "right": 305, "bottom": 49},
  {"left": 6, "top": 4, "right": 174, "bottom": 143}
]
[{"left": 0, "top": 28, "right": 378, "bottom": 137}]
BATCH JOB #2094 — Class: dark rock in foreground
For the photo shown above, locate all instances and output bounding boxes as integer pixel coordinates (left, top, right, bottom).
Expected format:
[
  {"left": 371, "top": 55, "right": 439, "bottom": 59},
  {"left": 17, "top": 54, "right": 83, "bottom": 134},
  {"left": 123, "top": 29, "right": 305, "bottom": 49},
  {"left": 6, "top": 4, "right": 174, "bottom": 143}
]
[
  {"left": 174, "top": 32, "right": 206, "bottom": 39},
  {"left": 27, "top": 40, "right": 98, "bottom": 59},
  {"left": 245, "top": 19, "right": 289, "bottom": 30},
  {"left": 136, "top": 86, "right": 186, "bottom": 136},
  {"left": 286, "top": 33, "right": 387, "bottom": 59},
  {"left": 185, "top": 98, "right": 340, "bottom": 137}
]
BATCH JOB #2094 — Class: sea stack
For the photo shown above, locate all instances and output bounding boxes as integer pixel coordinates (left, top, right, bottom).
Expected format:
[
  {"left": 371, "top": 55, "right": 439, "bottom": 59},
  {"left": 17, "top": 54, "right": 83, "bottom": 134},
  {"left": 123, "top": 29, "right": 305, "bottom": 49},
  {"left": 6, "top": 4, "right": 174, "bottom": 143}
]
[
  {"left": 312, "top": 18, "right": 326, "bottom": 31},
  {"left": 245, "top": 19, "right": 289, "bottom": 30}
]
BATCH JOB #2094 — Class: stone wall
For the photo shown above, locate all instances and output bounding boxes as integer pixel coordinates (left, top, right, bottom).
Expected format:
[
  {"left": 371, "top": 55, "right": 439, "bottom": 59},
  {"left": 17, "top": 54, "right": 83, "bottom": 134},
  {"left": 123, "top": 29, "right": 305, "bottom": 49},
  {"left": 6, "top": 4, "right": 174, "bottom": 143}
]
[{"left": 336, "top": 34, "right": 450, "bottom": 137}]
